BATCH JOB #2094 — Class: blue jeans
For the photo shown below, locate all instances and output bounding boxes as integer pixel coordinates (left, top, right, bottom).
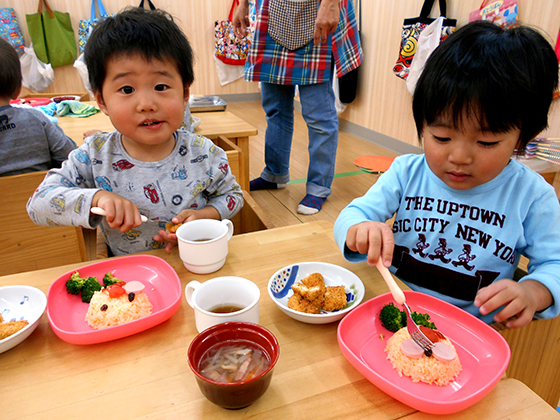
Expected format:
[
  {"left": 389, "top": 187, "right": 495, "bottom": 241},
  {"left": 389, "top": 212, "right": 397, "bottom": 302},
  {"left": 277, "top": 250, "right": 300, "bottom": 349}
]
[{"left": 260, "top": 80, "right": 339, "bottom": 198}]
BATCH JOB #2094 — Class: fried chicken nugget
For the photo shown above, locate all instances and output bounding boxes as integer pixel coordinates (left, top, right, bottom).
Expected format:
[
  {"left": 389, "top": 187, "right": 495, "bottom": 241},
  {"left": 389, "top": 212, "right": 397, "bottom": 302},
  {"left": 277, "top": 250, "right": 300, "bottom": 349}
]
[
  {"left": 0, "top": 320, "right": 29, "bottom": 340},
  {"left": 165, "top": 222, "right": 183, "bottom": 234},
  {"left": 291, "top": 283, "right": 323, "bottom": 302},
  {"left": 323, "top": 286, "right": 347, "bottom": 311},
  {"left": 287, "top": 293, "right": 321, "bottom": 314}
]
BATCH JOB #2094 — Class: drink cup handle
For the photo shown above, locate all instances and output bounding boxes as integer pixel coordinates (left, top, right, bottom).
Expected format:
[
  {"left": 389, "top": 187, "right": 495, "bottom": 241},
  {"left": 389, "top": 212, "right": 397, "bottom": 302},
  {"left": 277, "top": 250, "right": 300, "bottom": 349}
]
[
  {"left": 222, "top": 219, "right": 234, "bottom": 240},
  {"left": 185, "top": 281, "right": 202, "bottom": 308}
]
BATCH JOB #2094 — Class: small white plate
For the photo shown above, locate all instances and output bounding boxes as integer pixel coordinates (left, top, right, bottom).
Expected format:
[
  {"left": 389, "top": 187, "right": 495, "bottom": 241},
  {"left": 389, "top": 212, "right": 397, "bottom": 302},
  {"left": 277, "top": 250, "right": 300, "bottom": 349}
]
[
  {"left": 192, "top": 115, "right": 201, "bottom": 129},
  {"left": 0, "top": 285, "right": 47, "bottom": 354},
  {"left": 268, "top": 262, "right": 365, "bottom": 324}
]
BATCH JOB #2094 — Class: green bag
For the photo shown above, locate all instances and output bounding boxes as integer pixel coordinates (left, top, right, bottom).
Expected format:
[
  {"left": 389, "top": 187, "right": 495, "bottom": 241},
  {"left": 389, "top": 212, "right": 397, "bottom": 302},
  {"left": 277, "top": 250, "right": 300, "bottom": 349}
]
[{"left": 26, "top": 0, "right": 77, "bottom": 68}]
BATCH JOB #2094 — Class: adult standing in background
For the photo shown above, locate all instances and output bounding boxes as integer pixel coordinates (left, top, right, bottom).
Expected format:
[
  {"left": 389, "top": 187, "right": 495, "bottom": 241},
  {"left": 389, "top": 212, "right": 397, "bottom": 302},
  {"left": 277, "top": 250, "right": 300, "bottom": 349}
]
[{"left": 233, "top": 0, "right": 362, "bottom": 214}]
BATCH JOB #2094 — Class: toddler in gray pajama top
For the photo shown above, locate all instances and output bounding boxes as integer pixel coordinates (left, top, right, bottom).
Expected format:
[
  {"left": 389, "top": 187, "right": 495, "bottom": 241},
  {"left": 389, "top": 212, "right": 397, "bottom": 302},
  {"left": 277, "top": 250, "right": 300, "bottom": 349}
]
[{"left": 27, "top": 8, "right": 243, "bottom": 255}]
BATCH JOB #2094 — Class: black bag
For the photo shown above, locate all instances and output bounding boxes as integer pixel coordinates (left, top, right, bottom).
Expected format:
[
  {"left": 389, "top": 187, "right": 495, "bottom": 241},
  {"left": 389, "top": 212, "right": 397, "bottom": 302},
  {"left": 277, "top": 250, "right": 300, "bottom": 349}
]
[{"left": 338, "top": 0, "right": 360, "bottom": 104}]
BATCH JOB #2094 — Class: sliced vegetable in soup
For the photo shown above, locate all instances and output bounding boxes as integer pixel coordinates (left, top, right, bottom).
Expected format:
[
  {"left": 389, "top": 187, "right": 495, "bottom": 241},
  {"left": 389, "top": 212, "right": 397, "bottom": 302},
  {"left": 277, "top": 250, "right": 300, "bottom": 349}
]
[{"left": 199, "top": 341, "right": 270, "bottom": 383}]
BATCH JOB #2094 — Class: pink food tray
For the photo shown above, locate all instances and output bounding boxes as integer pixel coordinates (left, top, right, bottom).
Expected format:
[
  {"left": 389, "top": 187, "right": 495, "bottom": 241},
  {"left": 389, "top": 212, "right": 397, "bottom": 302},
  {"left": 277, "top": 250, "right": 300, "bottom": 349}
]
[
  {"left": 47, "top": 255, "right": 182, "bottom": 345},
  {"left": 337, "top": 291, "right": 510, "bottom": 415}
]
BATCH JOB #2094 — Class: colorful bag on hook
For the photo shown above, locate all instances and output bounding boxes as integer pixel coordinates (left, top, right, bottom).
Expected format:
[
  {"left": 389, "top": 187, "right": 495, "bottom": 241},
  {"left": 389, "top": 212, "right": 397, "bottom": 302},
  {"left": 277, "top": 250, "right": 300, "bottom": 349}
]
[
  {"left": 78, "top": 0, "right": 110, "bottom": 53},
  {"left": 469, "top": 0, "right": 518, "bottom": 28},
  {"left": 215, "top": 0, "right": 258, "bottom": 66},
  {"left": 0, "top": 8, "right": 25, "bottom": 56},
  {"left": 393, "top": 0, "right": 456, "bottom": 80}
]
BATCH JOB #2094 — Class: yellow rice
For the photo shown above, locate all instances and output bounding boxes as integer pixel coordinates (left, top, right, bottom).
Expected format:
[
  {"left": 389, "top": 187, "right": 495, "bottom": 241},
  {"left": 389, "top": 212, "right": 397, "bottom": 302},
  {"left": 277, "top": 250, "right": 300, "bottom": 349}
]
[
  {"left": 85, "top": 290, "right": 153, "bottom": 329},
  {"left": 385, "top": 328, "right": 462, "bottom": 386}
]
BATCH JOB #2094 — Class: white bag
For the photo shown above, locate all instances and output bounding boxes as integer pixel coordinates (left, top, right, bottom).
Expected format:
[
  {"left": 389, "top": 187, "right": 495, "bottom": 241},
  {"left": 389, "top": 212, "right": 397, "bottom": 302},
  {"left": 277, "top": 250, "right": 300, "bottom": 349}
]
[
  {"left": 213, "top": 54, "right": 245, "bottom": 86},
  {"left": 73, "top": 53, "right": 94, "bottom": 98},
  {"left": 406, "top": 16, "right": 444, "bottom": 95},
  {"left": 333, "top": 65, "right": 347, "bottom": 115},
  {"left": 19, "top": 44, "right": 54, "bottom": 92}
]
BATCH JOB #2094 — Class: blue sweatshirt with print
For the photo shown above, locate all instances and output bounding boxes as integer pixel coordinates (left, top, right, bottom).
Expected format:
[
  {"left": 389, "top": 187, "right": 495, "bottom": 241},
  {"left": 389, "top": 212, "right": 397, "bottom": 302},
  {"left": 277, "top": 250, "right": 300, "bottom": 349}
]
[{"left": 334, "top": 154, "right": 560, "bottom": 323}]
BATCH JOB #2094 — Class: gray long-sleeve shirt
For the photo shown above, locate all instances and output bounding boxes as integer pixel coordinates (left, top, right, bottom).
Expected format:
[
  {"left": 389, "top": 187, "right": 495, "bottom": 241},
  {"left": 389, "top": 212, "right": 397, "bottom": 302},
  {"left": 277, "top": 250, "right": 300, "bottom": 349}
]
[
  {"left": 0, "top": 105, "right": 77, "bottom": 177},
  {"left": 27, "top": 130, "right": 244, "bottom": 255}
]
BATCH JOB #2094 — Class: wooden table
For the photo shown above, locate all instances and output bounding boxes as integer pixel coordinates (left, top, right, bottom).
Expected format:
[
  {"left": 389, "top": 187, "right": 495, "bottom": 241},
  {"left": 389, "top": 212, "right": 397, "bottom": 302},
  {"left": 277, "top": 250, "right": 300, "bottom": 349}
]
[
  {"left": 56, "top": 103, "right": 258, "bottom": 190},
  {"left": 1, "top": 221, "right": 558, "bottom": 420}
]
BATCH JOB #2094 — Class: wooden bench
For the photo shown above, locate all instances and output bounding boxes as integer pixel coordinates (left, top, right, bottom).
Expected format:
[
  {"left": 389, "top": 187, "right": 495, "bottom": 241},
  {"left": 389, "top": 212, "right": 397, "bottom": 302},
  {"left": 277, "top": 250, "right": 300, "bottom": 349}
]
[{"left": 0, "top": 170, "right": 89, "bottom": 276}]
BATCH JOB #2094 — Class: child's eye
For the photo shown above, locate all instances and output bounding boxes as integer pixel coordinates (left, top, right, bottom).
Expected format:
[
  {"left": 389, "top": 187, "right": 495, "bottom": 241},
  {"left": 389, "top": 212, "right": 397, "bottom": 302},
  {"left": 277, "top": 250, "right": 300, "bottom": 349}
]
[
  {"left": 120, "top": 86, "right": 134, "bottom": 94},
  {"left": 155, "top": 84, "right": 168, "bottom": 91},
  {"left": 478, "top": 141, "right": 499, "bottom": 148},
  {"left": 433, "top": 135, "right": 451, "bottom": 143}
]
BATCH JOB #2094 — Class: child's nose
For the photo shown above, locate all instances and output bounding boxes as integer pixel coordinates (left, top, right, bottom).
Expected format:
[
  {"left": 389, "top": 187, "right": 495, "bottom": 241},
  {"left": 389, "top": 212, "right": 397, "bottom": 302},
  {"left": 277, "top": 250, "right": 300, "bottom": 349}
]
[
  {"left": 449, "top": 145, "right": 473, "bottom": 164},
  {"left": 136, "top": 93, "right": 157, "bottom": 112}
]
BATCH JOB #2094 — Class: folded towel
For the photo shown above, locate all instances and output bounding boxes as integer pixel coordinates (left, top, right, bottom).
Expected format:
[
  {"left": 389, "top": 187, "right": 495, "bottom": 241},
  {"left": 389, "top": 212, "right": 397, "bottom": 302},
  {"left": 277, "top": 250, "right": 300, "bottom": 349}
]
[
  {"left": 56, "top": 100, "right": 99, "bottom": 118},
  {"left": 12, "top": 103, "right": 58, "bottom": 124}
]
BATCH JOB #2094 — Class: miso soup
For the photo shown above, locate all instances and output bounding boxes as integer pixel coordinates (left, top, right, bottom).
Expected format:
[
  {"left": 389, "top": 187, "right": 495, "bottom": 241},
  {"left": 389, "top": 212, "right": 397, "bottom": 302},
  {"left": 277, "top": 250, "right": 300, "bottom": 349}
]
[{"left": 199, "top": 341, "right": 270, "bottom": 383}]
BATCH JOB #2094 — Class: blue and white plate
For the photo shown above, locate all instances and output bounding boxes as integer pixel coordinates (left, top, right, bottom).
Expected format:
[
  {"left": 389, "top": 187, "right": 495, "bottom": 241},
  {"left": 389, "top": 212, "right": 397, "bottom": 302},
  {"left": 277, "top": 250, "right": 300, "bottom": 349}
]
[
  {"left": 268, "top": 262, "right": 365, "bottom": 324},
  {"left": 0, "top": 285, "right": 47, "bottom": 354}
]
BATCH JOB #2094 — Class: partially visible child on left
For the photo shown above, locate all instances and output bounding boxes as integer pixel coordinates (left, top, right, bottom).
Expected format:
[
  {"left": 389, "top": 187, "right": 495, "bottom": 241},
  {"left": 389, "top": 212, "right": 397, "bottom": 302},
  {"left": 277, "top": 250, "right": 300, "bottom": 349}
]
[{"left": 26, "top": 7, "right": 243, "bottom": 256}]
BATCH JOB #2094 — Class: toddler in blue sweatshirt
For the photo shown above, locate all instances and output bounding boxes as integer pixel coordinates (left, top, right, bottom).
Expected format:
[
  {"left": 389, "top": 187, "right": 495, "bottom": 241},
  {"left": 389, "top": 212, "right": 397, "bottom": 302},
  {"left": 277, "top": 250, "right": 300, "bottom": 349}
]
[{"left": 334, "top": 21, "right": 560, "bottom": 328}]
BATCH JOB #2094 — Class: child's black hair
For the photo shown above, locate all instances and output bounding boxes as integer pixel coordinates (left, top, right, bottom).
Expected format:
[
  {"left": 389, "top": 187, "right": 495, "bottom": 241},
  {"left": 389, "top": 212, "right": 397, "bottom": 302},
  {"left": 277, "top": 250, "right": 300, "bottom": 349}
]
[
  {"left": 413, "top": 21, "right": 558, "bottom": 150},
  {"left": 84, "top": 7, "right": 194, "bottom": 94},
  {"left": 0, "top": 37, "right": 22, "bottom": 99}
]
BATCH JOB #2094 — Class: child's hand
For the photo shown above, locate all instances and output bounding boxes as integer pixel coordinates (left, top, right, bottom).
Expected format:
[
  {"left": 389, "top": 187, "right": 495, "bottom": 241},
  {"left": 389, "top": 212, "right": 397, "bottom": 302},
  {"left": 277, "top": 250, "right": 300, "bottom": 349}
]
[
  {"left": 153, "top": 207, "right": 221, "bottom": 253},
  {"left": 83, "top": 129, "right": 102, "bottom": 139},
  {"left": 346, "top": 221, "right": 395, "bottom": 267},
  {"left": 92, "top": 191, "right": 144, "bottom": 232},
  {"left": 475, "top": 279, "right": 553, "bottom": 328}
]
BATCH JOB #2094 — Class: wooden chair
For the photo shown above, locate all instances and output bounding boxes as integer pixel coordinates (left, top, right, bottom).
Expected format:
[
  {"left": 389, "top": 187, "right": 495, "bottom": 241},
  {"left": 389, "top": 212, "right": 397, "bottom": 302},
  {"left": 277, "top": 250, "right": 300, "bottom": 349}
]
[
  {"left": 0, "top": 170, "right": 89, "bottom": 276},
  {"left": 231, "top": 190, "right": 274, "bottom": 235}
]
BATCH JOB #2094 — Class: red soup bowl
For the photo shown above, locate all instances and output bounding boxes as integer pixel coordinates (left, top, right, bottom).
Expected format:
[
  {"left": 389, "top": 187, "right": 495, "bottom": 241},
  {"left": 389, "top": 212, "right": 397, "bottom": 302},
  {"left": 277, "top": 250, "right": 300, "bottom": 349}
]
[{"left": 187, "top": 321, "right": 280, "bottom": 409}]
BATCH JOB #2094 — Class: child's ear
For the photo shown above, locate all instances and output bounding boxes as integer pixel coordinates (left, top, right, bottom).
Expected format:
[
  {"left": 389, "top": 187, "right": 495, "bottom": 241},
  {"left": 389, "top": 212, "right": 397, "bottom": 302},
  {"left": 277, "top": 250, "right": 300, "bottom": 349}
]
[
  {"left": 94, "top": 90, "right": 109, "bottom": 116},
  {"left": 11, "top": 85, "right": 22, "bottom": 100}
]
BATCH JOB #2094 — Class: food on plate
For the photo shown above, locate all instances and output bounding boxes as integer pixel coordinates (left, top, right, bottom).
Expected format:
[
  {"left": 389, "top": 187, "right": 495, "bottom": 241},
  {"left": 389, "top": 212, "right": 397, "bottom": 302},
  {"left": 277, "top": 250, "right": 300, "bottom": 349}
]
[
  {"left": 287, "top": 273, "right": 347, "bottom": 314},
  {"left": 65, "top": 271, "right": 125, "bottom": 303},
  {"left": 379, "top": 302, "right": 436, "bottom": 333},
  {"left": 323, "top": 286, "right": 347, "bottom": 311},
  {"left": 199, "top": 342, "right": 270, "bottom": 383},
  {"left": 166, "top": 222, "right": 183, "bottom": 233},
  {"left": 0, "top": 314, "right": 29, "bottom": 340},
  {"left": 288, "top": 293, "right": 321, "bottom": 314},
  {"left": 85, "top": 280, "right": 152, "bottom": 329},
  {"left": 385, "top": 327, "right": 462, "bottom": 386},
  {"left": 65, "top": 271, "right": 103, "bottom": 303}
]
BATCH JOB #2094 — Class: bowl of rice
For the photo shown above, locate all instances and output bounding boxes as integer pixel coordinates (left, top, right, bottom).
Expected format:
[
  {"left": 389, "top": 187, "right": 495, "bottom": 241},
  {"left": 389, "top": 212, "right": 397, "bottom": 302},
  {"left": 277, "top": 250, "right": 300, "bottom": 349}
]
[
  {"left": 187, "top": 321, "right": 280, "bottom": 409},
  {"left": 337, "top": 291, "right": 510, "bottom": 415}
]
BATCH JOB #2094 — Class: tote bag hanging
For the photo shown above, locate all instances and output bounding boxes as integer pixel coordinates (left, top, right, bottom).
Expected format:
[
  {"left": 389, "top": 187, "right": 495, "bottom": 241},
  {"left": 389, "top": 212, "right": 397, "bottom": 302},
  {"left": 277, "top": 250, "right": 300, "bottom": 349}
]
[
  {"left": 215, "top": 0, "right": 257, "bottom": 65},
  {"left": 26, "top": 0, "right": 77, "bottom": 68},
  {"left": 393, "top": 0, "right": 456, "bottom": 80},
  {"left": 78, "top": 0, "right": 110, "bottom": 54},
  {"left": 0, "top": 8, "right": 26, "bottom": 56},
  {"left": 469, "top": 0, "right": 518, "bottom": 28}
]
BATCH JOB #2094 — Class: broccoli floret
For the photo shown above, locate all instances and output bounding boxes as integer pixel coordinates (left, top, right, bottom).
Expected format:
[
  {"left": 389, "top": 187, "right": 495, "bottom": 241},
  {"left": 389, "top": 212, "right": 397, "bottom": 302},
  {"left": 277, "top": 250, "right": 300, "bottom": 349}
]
[
  {"left": 81, "top": 277, "right": 102, "bottom": 303},
  {"left": 379, "top": 303, "right": 405, "bottom": 332},
  {"left": 103, "top": 272, "right": 121, "bottom": 288},
  {"left": 380, "top": 303, "right": 437, "bottom": 332},
  {"left": 410, "top": 311, "right": 436, "bottom": 329},
  {"left": 65, "top": 271, "right": 86, "bottom": 295}
]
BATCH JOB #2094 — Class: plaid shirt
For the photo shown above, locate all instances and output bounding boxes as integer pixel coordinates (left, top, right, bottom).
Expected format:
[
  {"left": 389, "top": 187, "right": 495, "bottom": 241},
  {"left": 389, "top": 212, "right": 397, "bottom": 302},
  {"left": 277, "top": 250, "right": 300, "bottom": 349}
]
[{"left": 245, "top": 0, "right": 362, "bottom": 85}]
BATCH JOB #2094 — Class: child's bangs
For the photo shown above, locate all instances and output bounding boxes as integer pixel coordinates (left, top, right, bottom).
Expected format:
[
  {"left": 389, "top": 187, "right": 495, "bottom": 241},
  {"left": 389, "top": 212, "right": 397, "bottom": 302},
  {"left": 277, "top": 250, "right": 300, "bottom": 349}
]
[{"left": 422, "top": 72, "right": 522, "bottom": 136}]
